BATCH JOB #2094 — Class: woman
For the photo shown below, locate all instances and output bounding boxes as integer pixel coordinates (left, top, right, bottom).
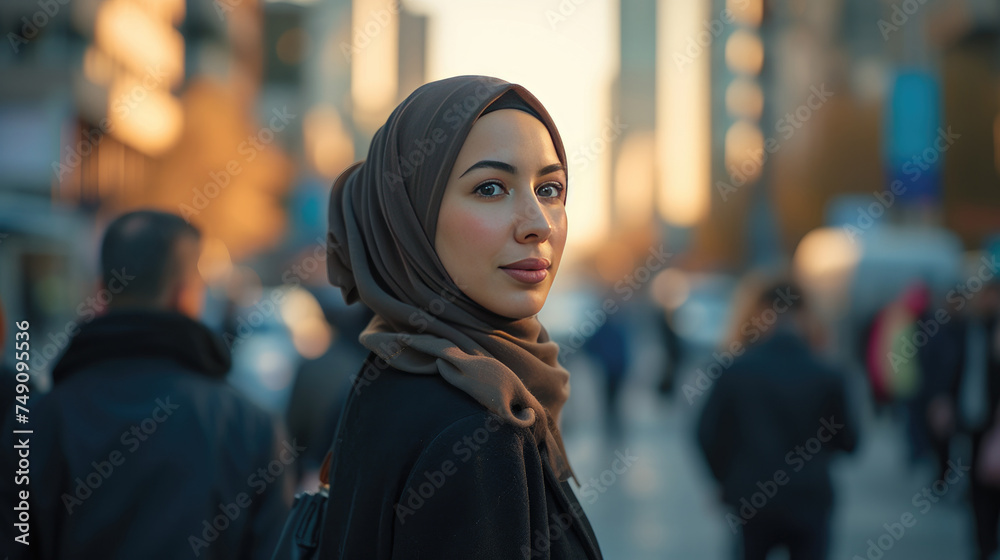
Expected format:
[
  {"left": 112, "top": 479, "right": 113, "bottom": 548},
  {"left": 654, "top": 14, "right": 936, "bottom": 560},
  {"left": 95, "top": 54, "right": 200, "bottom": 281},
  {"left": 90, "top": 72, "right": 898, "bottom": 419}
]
[{"left": 318, "top": 76, "right": 603, "bottom": 559}]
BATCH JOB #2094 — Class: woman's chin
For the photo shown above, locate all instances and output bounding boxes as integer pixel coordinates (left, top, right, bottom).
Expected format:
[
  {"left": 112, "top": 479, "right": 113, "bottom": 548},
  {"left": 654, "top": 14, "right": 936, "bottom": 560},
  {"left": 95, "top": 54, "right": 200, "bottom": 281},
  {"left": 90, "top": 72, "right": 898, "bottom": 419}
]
[{"left": 485, "top": 293, "right": 549, "bottom": 320}]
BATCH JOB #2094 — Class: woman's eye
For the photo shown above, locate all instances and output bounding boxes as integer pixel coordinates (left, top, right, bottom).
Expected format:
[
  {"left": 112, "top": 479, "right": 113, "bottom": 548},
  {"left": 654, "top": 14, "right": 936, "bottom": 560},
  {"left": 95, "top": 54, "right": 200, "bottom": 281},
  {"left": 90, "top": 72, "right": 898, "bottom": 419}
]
[
  {"left": 474, "top": 181, "right": 505, "bottom": 198},
  {"left": 537, "top": 183, "right": 564, "bottom": 199}
]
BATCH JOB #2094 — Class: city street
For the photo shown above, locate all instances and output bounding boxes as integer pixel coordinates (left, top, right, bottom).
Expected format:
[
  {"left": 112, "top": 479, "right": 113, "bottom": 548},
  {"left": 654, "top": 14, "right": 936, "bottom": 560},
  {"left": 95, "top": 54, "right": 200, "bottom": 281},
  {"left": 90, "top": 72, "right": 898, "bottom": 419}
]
[
  {"left": 3, "top": 0, "right": 998, "bottom": 557},
  {"left": 562, "top": 325, "right": 971, "bottom": 560}
]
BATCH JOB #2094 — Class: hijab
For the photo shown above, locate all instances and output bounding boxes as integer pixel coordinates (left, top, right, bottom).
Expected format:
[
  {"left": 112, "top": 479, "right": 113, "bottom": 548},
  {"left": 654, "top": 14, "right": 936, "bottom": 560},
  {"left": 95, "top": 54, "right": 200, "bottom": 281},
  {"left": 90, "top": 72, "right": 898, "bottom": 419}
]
[{"left": 326, "top": 76, "right": 574, "bottom": 481}]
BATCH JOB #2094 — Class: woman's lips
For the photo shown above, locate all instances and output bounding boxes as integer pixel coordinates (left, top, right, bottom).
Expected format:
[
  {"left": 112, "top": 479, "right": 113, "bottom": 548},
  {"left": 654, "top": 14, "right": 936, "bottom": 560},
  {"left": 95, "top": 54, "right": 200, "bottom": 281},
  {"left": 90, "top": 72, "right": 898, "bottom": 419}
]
[{"left": 500, "top": 267, "right": 549, "bottom": 284}]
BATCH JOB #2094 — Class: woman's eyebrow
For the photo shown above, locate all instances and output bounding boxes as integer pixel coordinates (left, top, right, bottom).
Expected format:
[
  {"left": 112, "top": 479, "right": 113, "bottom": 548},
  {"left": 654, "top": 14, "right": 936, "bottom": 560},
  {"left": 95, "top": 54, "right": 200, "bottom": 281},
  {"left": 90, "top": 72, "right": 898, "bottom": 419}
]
[
  {"left": 537, "top": 163, "right": 565, "bottom": 177},
  {"left": 459, "top": 160, "right": 566, "bottom": 178},
  {"left": 459, "top": 160, "right": 516, "bottom": 178}
]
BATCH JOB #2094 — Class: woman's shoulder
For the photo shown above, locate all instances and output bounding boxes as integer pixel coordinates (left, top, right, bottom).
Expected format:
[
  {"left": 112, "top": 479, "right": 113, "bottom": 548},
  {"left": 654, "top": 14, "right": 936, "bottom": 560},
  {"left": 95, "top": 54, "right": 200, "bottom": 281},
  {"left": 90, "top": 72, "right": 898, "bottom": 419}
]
[
  {"left": 413, "top": 408, "right": 539, "bottom": 467},
  {"left": 336, "top": 353, "right": 538, "bottom": 463},
  {"left": 346, "top": 353, "right": 485, "bottom": 422}
]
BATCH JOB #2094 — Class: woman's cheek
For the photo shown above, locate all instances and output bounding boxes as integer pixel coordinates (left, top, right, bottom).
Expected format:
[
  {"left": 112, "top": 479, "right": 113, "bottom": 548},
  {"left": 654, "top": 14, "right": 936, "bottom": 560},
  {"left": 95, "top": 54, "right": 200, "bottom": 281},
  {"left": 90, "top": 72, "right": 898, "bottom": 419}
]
[
  {"left": 452, "top": 207, "right": 506, "bottom": 258},
  {"left": 549, "top": 209, "right": 568, "bottom": 250}
]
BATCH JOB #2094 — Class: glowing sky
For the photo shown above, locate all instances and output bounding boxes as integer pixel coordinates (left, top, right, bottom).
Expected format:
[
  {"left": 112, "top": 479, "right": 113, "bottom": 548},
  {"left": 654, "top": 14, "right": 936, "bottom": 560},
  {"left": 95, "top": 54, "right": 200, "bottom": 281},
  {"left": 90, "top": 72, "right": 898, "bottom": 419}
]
[{"left": 406, "top": 0, "right": 619, "bottom": 251}]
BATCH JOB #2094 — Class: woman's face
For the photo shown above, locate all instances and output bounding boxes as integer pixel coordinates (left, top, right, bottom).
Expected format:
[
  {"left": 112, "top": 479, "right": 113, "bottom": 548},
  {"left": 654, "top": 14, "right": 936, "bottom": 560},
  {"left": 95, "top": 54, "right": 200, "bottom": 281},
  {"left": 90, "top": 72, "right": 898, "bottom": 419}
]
[{"left": 435, "top": 108, "right": 568, "bottom": 319}]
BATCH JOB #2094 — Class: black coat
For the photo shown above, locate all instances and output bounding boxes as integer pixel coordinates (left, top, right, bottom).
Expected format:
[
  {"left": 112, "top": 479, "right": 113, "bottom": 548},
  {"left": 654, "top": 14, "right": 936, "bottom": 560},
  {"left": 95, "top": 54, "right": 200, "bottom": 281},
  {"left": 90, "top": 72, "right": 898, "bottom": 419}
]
[
  {"left": 947, "top": 315, "right": 1000, "bottom": 435},
  {"left": 696, "top": 328, "right": 858, "bottom": 514},
  {"left": 317, "top": 353, "right": 603, "bottom": 559},
  {"left": 0, "top": 310, "right": 290, "bottom": 560}
]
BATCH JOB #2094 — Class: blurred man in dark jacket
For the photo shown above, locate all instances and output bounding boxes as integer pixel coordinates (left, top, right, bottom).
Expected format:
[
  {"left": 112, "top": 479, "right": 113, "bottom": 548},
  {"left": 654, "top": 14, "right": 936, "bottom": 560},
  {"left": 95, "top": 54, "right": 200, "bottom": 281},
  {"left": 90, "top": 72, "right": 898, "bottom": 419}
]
[
  {"left": 949, "top": 281, "right": 1000, "bottom": 560},
  {"left": 915, "top": 294, "right": 966, "bottom": 480},
  {"left": 697, "top": 278, "right": 858, "bottom": 560},
  {"left": 0, "top": 210, "right": 290, "bottom": 560}
]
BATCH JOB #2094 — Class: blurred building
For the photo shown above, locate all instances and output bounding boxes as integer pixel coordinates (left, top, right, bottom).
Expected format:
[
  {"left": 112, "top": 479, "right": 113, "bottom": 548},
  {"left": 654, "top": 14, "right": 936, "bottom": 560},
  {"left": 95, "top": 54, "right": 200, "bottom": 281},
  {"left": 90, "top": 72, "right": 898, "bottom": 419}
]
[
  {"left": 257, "top": 0, "right": 427, "bottom": 282},
  {"left": 0, "top": 0, "right": 430, "bottom": 381},
  {"left": 637, "top": 0, "right": 1000, "bottom": 270},
  {"left": 611, "top": 0, "right": 656, "bottom": 232},
  {"left": 0, "top": 0, "right": 222, "bottom": 349}
]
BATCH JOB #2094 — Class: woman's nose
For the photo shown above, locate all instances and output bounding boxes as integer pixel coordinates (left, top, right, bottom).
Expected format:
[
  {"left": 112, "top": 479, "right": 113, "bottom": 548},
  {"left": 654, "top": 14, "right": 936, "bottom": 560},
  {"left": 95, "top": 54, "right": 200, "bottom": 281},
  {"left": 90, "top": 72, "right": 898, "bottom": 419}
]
[{"left": 514, "top": 187, "right": 552, "bottom": 243}]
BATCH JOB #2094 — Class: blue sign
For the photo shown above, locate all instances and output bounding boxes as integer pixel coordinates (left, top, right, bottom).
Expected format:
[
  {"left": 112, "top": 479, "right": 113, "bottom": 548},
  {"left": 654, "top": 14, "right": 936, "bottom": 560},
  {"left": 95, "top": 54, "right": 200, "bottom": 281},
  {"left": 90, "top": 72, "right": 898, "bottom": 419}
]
[{"left": 884, "top": 70, "right": 943, "bottom": 204}]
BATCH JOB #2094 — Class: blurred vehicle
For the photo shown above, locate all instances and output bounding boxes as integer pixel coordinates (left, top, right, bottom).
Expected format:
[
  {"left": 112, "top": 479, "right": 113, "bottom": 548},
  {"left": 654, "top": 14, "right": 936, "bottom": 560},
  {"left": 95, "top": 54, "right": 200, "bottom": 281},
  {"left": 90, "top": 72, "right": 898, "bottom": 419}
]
[
  {"left": 794, "top": 223, "right": 966, "bottom": 368},
  {"left": 224, "top": 285, "right": 339, "bottom": 415},
  {"left": 669, "top": 272, "right": 739, "bottom": 355},
  {"left": 227, "top": 304, "right": 301, "bottom": 415}
]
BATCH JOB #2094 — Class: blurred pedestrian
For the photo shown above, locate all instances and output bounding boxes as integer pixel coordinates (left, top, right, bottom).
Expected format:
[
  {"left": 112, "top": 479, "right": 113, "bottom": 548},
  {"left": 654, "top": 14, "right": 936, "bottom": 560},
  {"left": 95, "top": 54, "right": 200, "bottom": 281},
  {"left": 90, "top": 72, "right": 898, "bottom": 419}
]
[
  {"left": 656, "top": 307, "right": 684, "bottom": 396},
  {"left": 865, "top": 281, "right": 930, "bottom": 410},
  {"left": 951, "top": 280, "right": 1000, "bottom": 560},
  {"left": 582, "top": 310, "right": 630, "bottom": 435},
  {"left": 915, "top": 293, "right": 966, "bottom": 479},
  {"left": 284, "top": 289, "right": 370, "bottom": 490},
  {"left": 697, "top": 275, "right": 857, "bottom": 560},
  {"left": 0, "top": 210, "right": 290, "bottom": 559},
  {"left": 312, "top": 77, "right": 602, "bottom": 559}
]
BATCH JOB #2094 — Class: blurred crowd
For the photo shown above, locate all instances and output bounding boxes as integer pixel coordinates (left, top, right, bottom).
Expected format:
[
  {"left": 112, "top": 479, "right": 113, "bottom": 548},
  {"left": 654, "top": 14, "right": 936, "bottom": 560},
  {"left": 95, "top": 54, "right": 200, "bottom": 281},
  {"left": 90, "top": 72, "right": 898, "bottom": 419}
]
[{"left": 5, "top": 208, "right": 1000, "bottom": 559}]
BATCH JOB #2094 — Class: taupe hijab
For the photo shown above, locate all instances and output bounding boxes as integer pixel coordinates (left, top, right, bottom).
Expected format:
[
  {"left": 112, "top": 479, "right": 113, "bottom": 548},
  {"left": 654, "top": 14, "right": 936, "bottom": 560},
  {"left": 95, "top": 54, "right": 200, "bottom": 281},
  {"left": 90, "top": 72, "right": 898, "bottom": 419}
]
[{"left": 326, "top": 76, "right": 574, "bottom": 480}]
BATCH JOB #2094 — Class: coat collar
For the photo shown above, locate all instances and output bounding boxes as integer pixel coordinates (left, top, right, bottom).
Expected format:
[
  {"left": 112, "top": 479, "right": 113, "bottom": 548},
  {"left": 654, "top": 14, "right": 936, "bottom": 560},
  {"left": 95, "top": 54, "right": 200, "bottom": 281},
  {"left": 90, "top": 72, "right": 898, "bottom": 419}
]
[{"left": 52, "top": 309, "right": 231, "bottom": 384}]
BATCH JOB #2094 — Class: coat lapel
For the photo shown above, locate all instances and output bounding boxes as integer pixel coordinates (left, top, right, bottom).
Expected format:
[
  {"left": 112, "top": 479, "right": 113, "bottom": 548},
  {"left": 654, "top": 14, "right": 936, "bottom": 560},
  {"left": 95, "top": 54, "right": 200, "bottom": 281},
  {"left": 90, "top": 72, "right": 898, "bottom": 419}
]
[{"left": 541, "top": 447, "right": 604, "bottom": 560}]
